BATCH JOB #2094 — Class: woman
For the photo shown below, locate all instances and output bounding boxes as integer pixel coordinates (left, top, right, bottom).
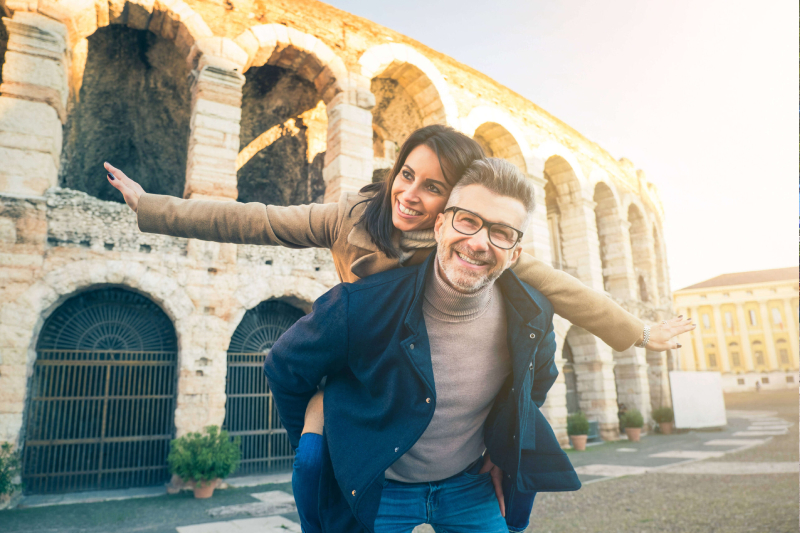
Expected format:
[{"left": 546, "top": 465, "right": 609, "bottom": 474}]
[{"left": 105, "top": 125, "right": 691, "bottom": 532}]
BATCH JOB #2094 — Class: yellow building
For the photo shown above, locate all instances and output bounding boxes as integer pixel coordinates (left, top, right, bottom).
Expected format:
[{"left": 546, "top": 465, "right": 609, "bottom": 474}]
[{"left": 673, "top": 267, "right": 799, "bottom": 391}]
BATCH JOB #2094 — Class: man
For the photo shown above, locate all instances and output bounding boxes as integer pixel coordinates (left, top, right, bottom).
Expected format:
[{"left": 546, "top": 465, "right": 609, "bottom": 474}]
[{"left": 264, "top": 158, "right": 580, "bottom": 533}]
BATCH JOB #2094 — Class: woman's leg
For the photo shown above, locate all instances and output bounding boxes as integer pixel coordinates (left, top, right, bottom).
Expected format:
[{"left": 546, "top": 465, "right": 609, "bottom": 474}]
[{"left": 292, "top": 391, "right": 325, "bottom": 533}]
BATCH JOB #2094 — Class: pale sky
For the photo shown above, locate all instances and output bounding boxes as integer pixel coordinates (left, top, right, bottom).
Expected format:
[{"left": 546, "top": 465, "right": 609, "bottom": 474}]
[{"left": 323, "top": 0, "right": 798, "bottom": 290}]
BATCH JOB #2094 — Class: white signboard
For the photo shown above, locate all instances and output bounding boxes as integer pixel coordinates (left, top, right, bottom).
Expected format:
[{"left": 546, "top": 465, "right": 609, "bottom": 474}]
[{"left": 669, "top": 371, "right": 727, "bottom": 429}]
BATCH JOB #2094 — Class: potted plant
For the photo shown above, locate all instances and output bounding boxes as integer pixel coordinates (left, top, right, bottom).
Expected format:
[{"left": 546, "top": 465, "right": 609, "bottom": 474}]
[
  {"left": 0, "top": 442, "right": 22, "bottom": 509},
  {"left": 167, "top": 426, "right": 241, "bottom": 499},
  {"left": 621, "top": 409, "right": 644, "bottom": 442},
  {"left": 567, "top": 412, "right": 590, "bottom": 451},
  {"left": 652, "top": 406, "right": 675, "bottom": 435}
]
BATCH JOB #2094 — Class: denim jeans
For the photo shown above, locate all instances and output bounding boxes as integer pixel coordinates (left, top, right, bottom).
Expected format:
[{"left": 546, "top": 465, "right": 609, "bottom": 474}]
[
  {"left": 293, "top": 433, "right": 324, "bottom": 533},
  {"left": 374, "top": 458, "right": 508, "bottom": 533}
]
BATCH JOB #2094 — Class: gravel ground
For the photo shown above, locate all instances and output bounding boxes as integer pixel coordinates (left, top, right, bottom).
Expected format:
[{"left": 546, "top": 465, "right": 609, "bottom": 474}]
[{"left": 525, "top": 389, "right": 799, "bottom": 533}]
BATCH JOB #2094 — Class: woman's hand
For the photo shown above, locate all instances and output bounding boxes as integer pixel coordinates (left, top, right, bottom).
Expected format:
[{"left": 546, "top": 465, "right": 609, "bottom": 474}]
[
  {"left": 105, "top": 162, "right": 145, "bottom": 213},
  {"left": 645, "top": 315, "right": 695, "bottom": 351},
  {"left": 478, "top": 453, "right": 505, "bottom": 517}
]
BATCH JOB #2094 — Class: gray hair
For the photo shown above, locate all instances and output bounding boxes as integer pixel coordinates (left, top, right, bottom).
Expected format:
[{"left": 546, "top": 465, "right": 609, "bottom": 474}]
[{"left": 446, "top": 157, "right": 536, "bottom": 230}]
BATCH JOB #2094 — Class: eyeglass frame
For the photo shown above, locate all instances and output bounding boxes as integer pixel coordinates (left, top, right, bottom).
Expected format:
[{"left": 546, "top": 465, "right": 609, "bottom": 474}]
[{"left": 443, "top": 206, "right": 524, "bottom": 250}]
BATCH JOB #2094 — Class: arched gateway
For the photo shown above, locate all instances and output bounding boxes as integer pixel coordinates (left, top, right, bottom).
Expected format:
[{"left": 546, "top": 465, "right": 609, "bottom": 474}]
[
  {"left": 23, "top": 288, "right": 178, "bottom": 494},
  {"left": 224, "top": 300, "right": 305, "bottom": 475}
]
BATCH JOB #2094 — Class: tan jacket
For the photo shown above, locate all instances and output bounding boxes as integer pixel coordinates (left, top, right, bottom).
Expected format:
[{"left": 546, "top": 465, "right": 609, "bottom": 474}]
[{"left": 138, "top": 192, "right": 644, "bottom": 351}]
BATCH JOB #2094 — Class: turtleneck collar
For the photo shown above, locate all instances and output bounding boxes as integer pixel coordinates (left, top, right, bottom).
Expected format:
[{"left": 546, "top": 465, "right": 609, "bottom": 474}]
[{"left": 423, "top": 257, "right": 495, "bottom": 323}]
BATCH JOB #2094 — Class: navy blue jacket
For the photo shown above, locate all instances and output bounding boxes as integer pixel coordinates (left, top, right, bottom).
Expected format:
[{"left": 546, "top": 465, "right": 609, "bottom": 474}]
[{"left": 264, "top": 252, "right": 580, "bottom": 532}]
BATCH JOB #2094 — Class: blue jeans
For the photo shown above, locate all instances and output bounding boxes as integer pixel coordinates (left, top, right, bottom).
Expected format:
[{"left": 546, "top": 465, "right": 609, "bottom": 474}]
[
  {"left": 293, "top": 435, "right": 534, "bottom": 533},
  {"left": 374, "top": 458, "right": 508, "bottom": 533}
]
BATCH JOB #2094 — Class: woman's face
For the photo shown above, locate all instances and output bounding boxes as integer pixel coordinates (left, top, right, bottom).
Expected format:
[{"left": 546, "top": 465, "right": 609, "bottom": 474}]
[{"left": 390, "top": 144, "right": 453, "bottom": 232}]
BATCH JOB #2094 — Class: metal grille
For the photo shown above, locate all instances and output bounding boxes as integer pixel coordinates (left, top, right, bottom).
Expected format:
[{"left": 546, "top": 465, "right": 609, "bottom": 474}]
[
  {"left": 225, "top": 301, "right": 304, "bottom": 476},
  {"left": 23, "top": 289, "right": 177, "bottom": 494}
]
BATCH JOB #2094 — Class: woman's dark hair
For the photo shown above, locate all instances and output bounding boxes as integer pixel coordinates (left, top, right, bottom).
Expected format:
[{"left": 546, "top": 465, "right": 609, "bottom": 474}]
[{"left": 355, "top": 125, "right": 485, "bottom": 257}]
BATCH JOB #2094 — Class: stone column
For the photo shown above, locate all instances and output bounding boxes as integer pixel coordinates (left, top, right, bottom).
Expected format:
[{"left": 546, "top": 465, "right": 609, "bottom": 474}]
[
  {"left": 523, "top": 173, "right": 553, "bottom": 264},
  {"left": 613, "top": 346, "right": 652, "bottom": 425},
  {"left": 601, "top": 219, "right": 637, "bottom": 300},
  {"left": 539, "top": 357, "right": 568, "bottom": 446},
  {"left": 758, "top": 302, "right": 778, "bottom": 370},
  {"left": 735, "top": 303, "right": 754, "bottom": 371},
  {"left": 558, "top": 197, "right": 605, "bottom": 291},
  {"left": 712, "top": 306, "right": 730, "bottom": 372},
  {"left": 782, "top": 299, "right": 799, "bottom": 369},
  {"left": 569, "top": 328, "right": 620, "bottom": 440},
  {"left": 323, "top": 76, "right": 374, "bottom": 203},
  {"left": 646, "top": 349, "right": 671, "bottom": 410},
  {"left": 0, "top": 12, "right": 69, "bottom": 196}
]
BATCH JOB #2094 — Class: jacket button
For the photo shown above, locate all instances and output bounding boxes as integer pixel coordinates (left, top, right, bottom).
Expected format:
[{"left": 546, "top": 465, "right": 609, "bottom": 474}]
[
  {"left": 511, "top": 388, "right": 515, "bottom": 392},
  {"left": 426, "top": 398, "right": 431, "bottom": 403},
  {"left": 529, "top": 362, "right": 533, "bottom": 370},
  {"left": 394, "top": 447, "right": 399, "bottom": 452},
  {"left": 529, "top": 333, "right": 536, "bottom": 339},
  {"left": 410, "top": 344, "right": 415, "bottom": 350},
  {"left": 352, "top": 490, "right": 356, "bottom": 496},
  {"left": 513, "top": 435, "right": 516, "bottom": 440}
]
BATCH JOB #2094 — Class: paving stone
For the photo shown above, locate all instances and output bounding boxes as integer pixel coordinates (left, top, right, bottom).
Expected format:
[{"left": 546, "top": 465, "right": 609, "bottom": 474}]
[
  {"left": 733, "top": 430, "right": 788, "bottom": 437},
  {"left": 661, "top": 462, "right": 799, "bottom": 475},
  {"left": 177, "top": 516, "right": 301, "bottom": 533},
  {"left": 616, "top": 448, "right": 638, "bottom": 452},
  {"left": 704, "top": 439, "right": 767, "bottom": 446},
  {"left": 573, "top": 464, "right": 650, "bottom": 477},
  {"left": 649, "top": 450, "right": 725, "bottom": 459}
]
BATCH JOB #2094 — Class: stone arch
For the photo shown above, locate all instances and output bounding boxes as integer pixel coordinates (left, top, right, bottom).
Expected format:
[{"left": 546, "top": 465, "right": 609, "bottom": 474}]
[
  {"left": 593, "top": 180, "right": 632, "bottom": 297},
  {"left": 462, "top": 106, "right": 530, "bottom": 173},
  {"left": 627, "top": 202, "right": 656, "bottom": 304},
  {"left": 652, "top": 223, "right": 669, "bottom": 301},
  {"left": 234, "top": 24, "right": 348, "bottom": 104},
  {"left": 0, "top": 260, "right": 194, "bottom": 443}
]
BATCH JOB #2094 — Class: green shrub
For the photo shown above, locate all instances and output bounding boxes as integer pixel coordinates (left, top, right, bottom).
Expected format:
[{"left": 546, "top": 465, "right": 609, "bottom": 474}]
[
  {"left": 652, "top": 406, "right": 674, "bottom": 424},
  {"left": 567, "top": 412, "right": 590, "bottom": 436},
  {"left": 621, "top": 409, "right": 644, "bottom": 429},
  {"left": 0, "top": 442, "right": 22, "bottom": 496},
  {"left": 168, "top": 426, "right": 241, "bottom": 483}
]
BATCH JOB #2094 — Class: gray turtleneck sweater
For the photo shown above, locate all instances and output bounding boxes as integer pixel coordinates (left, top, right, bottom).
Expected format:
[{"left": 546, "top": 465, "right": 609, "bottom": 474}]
[{"left": 385, "top": 259, "right": 512, "bottom": 482}]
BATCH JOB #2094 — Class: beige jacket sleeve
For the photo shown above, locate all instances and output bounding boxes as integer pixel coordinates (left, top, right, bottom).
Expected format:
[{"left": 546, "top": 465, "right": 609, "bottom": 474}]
[
  {"left": 512, "top": 252, "right": 644, "bottom": 352},
  {"left": 137, "top": 194, "right": 345, "bottom": 249}
]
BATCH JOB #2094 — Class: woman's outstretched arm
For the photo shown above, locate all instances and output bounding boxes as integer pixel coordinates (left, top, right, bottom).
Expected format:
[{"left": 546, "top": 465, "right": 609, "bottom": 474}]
[
  {"left": 511, "top": 252, "right": 694, "bottom": 352},
  {"left": 105, "top": 162, "right": 343, "bottom": 249}
]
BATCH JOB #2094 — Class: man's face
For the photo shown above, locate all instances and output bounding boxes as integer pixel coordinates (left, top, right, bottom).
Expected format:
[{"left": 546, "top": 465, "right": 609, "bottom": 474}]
[{"left": 434, "top": 184, "right": 527, "bottom": 293}]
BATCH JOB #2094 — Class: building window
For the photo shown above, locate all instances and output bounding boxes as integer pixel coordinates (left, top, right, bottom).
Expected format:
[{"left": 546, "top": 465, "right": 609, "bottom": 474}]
[
  {"left": 754, "top": 351, "right": 765, "bottom": 367},
  {"left": 708, "top": 353, "right": 717, "bottom": 368},
  {"left": 779, "top": 349, "right": 789, "bottom": 365},
  {"left": 787, "top": 376, "right": 795, "bottom": 383},
  {"left": 749, "top": 310, "right": 757, "bottom": 326},
  {"left": 724, "top": 312, "right": 733, "bottom": 329},
  {"left": 737, "top": 378, "right": 745, "bottom": 385},
  {"left": 771, "top": 308, "right": 783, "bottom": 326},
  {"left": 761, "top": 377, "right": 769, "bottom": 384},
  {"left": 723, "top": 292, "right": 730, "bottom": 298},
  {"left": 702, "top": 314, "right": 711, "bottom": 329},
  {"left": 746, "top": 290, "right": 753, "bottom": 295},
  {"left": 700, "top": 294, "right": 707, "bottom": 299},
  {"left": 731, "top": 352, "right": 741, "bottom": 367}
]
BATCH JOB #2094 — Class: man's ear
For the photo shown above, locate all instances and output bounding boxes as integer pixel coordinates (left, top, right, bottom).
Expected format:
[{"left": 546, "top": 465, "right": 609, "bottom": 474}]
[
  {"left": 507, "top": 244, "right": 523, "bottom": 268},
  {"left": 434, "top": 212, "right": 446, "bottom": 243}
]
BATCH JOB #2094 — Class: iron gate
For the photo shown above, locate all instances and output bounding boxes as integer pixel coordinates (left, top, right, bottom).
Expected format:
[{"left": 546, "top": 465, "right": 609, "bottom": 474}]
[
  {"left": 23, "top": 288, "right": 177, "bottom": 494},
  {"left": 224, "top": 300, "right": 305, "bottom": 476}
]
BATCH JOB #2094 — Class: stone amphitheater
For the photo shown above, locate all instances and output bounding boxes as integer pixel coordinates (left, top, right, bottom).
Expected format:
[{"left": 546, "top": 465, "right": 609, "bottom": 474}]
[{"left": 0, "top": 0, "right": 674, "bottom": 494}]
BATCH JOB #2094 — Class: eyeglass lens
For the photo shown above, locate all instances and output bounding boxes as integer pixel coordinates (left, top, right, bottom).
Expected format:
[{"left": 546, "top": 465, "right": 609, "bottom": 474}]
[{"left": 452, "top": 210, "right": 519, "bottom": 249}]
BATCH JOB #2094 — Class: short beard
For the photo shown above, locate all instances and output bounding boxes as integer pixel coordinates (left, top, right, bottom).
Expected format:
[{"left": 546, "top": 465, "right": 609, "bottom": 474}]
[{"left": 436, "top": 243, "right": 503, "bottom": 293}]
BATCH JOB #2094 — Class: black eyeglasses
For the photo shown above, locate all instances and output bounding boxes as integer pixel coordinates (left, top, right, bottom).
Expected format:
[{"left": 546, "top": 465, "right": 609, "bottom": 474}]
[{"left": 444, "top": 207, "right": 523, "bottom": 249}]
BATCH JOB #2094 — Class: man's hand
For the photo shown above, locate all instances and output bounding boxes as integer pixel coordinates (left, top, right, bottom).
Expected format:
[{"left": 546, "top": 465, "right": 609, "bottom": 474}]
[
  {"left": 478, "top": 453, "right": 505, "bottom": 517},
  {"left": 644, "top": 315, "right": 695, "bottom": 351},
  {"left": 105, "top": 162, "right": 145, "bottom": 213}
]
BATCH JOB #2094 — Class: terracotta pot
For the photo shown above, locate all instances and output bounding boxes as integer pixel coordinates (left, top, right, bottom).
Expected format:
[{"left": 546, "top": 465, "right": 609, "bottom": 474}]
[
  {"left": 625, "top": 427, "right": 642, "bottom": 442},
  {"left": 193, "top": 479, "right": 218, "bottom": 499},
  {"left": 660, "top": 422, "right": 673, "bottom": 435},
  {"left": 570, "top": 435, "right": 588, "bottom": 451}
]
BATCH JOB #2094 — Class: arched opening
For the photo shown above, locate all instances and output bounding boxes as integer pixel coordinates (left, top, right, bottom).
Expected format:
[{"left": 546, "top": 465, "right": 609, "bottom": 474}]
[
  {"left": 23, "top": 288, "right": 178, "bottom": 494},
  {"left": 60, "top": 26, "right": 191, "bottom": 202},
  {"left": 729, "top": 342, "right": 741, "bottom": 368},
  {"left": 472, "top": 122, "right": 526, "bottom": 173},
  {"left": 368, "top": 62, "right": 448, "bottom": 179},
  {"left": 224, "top": 300, "right": 305, "bottom": 475},
  {"left": 752, "top": 340, "right": 765, "bottom": 368},
  {"left": 628, "top": 204, "right": 650, "bottom": 302},
  {"left": 776, "top": 339, "right": 789, "bottom": 368},
  {"left": 237, "top": 65, "right": 326, "bottom": 206},
  {"left": 593, "top": 182, "right": 621, "bottom": 293},
  {"left": 562, "top": 340, "right": 580, "bottom": 415}
]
